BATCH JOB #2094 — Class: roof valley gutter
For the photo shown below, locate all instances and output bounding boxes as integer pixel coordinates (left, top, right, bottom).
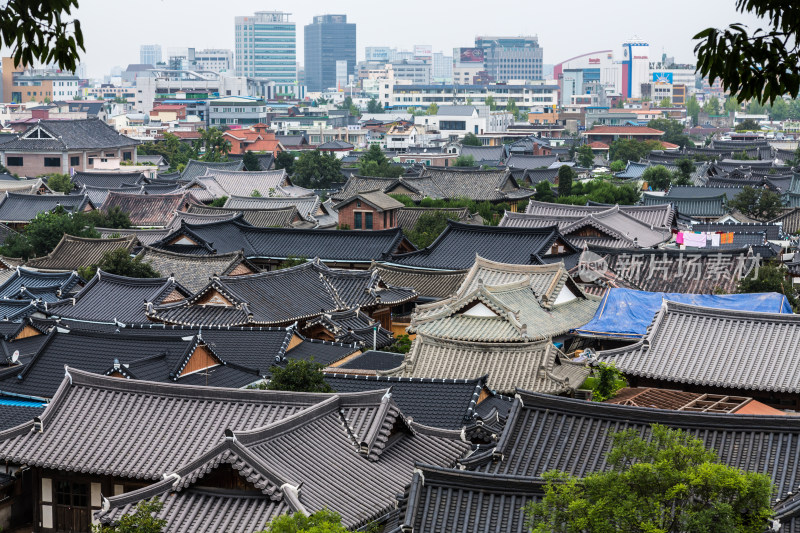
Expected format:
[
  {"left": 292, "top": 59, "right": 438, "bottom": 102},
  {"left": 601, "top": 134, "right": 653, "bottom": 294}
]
[{"left": 0, "top": 389, "right": 49, "bottom": 404}]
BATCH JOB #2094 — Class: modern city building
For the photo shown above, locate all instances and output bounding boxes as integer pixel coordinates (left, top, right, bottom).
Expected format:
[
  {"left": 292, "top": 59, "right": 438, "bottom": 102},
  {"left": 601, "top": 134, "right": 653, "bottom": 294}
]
[
  {"left": 235, "top": 11, "right": 297, "bottom": 86},
  {"left": 208, "top": 95, "right": 268, "bottom": 128},
  {"left": 452, "top": 47, "right": 485, "bottom": 85},
  {"left": 475, "top": 36, "right": 543, "bottom": 82},
  {"left": 620, "top": 37, "right": 650, "bottom": 99},
  {"left": 304, "top": 14, "right": 356, "bottom": 92},
  {"left": 140, "top": 44, "right": 162, "bottom": 66},
  {"left": 432, "top": 52, "right": 453, "bottom": 83},
  {"left": 194, "top": 49, "right": 234, "bottom": 73},
  {"left": 1, "top": 57, "right": 80, "bottom": 103},
  {"left": 380, "top": 81, "right": 558, "bottom": 111}
]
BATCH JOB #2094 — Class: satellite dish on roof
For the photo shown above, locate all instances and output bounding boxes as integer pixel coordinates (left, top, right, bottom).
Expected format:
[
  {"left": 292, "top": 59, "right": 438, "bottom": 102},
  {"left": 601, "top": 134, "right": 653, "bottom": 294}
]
[{"left": 11, "top": 350, "right": 19, "bottom": 363}]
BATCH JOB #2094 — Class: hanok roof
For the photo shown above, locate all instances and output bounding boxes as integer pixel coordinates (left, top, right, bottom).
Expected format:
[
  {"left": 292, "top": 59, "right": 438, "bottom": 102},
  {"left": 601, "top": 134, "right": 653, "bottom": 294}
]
[
  {"left": 330, "top": 176, "right": 400, "bottom": 202},
  {"left": 0, "top": 178, "right": 49, "bottom": 195},
  {"left": 186, "top": 202, "right": 302, "bottom": 228},
  {"left": 641, "top": 192, "right": 727, "bottom": 218},
  {"left": 383, "top": 334, "right": 588, "bottom": 395},
  {"left": 47, "top": 270, "right": 191, "bottom": 323},
  {"left": 227, "top": 152, "right": 275, "bottom": 171},
  {"left": 71, "top": 171, "right": 145, "bottom": 189},
  {"left": 333, "top": 189, "right": 405, "bottom": 212},
  {"left": 305, "top": 309, "right": 394, "bottom": 348},
  {"left": 525, "top": 200, "right": 674, "bottom": 229},
  {"left": 501, "top": 206, "right": 672, "bottom": 248},
  {"left": 81, "top": 185, "right": 144, "bottom": 208},
  {"left": 370, "top": 263, "right": 468, "bottom": 300},
  {"left": 0, "top": 119, "right": 137, "bottom": 151},
  {"left": 25, "top": 235, "right": 136, "bottom": 272},
  {"left": 597, "top": 301, "right": 800, "bottom": 394},
  {"left": 390, "top": 221, "right": 575, "bottom": 270},
  {"left": 331, "top": 350, "right": 406, "bottom": 373},
  {"left": 136, "top": 247, "right": 256, "bottom": 292},
  {"left": 395, "top": 206, "right": 478, "bottom": 232},
  {"left": 505, "top": 154, "right": 558, "bottom": 169},
  {"left": 102, "top": 191, "right": 196, "bottom": 227},
  {"left": 410, "top": 261, "right": 598, "bottom": 342},
  {"left": 0, "top": 267, "right": 82, "bottom": 302},
  {"left": 92, "top": 389, "right": 469, "bottom": 531},
  {"left": 666, "top": 185, "right": 745, "bottom": 202},
  {"left": 459, "top": 145, "right": 505, "bottom": 162},
  {"left": 223, "top": 195, "right": 328, "bottom": 225},
  {"left": 321, "top": 374, "right": 489, "bottom": 430},
  {"left": 179, "top": 159, "right": 244, "bottom": 181},
  {"left": 187, "top": 168, "right": 309, "bottom": 199},
  {"left": 150, "top": 261, "right": 416, "bottom": 327},
  {"left": 0, "top": 192, "right": 91, "bottom": 224},
  {"left": 154, "top": 220, "right": 413, "bottom": 263}
]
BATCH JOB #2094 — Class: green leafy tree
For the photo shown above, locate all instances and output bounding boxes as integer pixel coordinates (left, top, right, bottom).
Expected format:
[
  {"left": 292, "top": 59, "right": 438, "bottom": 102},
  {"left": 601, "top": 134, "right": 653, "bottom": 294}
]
[
  {"left": 724, "top": 96, "right": 740, "bottom": 113},
  {"left": 694, "top": 1, "right": 800, "bottom": 103},
  {"left": 195, "top": 127, "right": 231, "bottom": 162},
  {"left": 658, "top": 97, "right": 671, "bottom": 107},
  {"left": 0, "top": 232, "right": 33, "bottom": 259},
  {"left": 1, "top": 0, "right": 84, "bottom": 73},
  {"left": 385, "top": 334, "right": 412, "bottom": 354},
  {"left": 608, "top": 138, "right": 662, "bottom": 163},
  {"left": 426, "top": 102, "right": 439, "bottom": 115},
  {"left": 534, "top": 181, "right": 556, "bottom": 202},
  {"left": 137, "top": 132, "right": 198, "bottom": 172},
  {"left": 276, "top": 256, "right": 307, "bottom": 270},
  {"left": 674, "top": 157, "right": 696, "bottom": 186},
  {"left": 735, "top": 118, "right": 761, "bottom": 131},
  {"left": 406, "top": 211, "right": 458, "bottom": 248},
  {"left": 85, "top": 206, "right": 132, "bottom": 229},
  {"left": 588, "top": 362, "right": 627, "bottom": 402},
  {"left": 337, "top": 96, "right": 359, "bottom": 117},
  {"left": 738, "top": 261, "right": 799, "bottom": 311},
  {"left": 728, "top": 186, "right": 785, "bottom": 220},
  {"left": 92, "top": 498, "right": 166, "bottom": 533},
  {"left": 686, "top": 95, "right": 701, "bottom": 125},
  {"left": 251, "top": 189, "right": 262, "bottom": 197},
  {"left": 357, "top": 144, "right": 402, "bottom": 178},
  {"left": 507, "top": 98, "right": 519, "bottom": 118},
  {"left": 557, "top": 165, "right": 575, "bottom": 197},
  {"left": 461, "top": 133, "right": 482, "bottom": 146},
  {"left": 484, "top": 95, "right": 496, "bottom": 110},
  {"left": 78, "top": 248, "right": 160, "bottom": 280},
  {"left": 209, "top": 196, "right": 228, "bottom": 207},
  {"left": 242, "top": 151, "right": 261, "bottom": 171},
  {"left": 554, "top": 180, "right": 641, "bottom": 206},
  {"left": 703, "top": 96, "right": 722, "bottom": 115},
  {"left": 266, "top": 359, "right": 333, "bottom": 393},
  {"left": 647, "top": 118, "right": 691, "bottom": 149},
  {"left": 44, "top": 173, "right": 74, "bottom": 194},
  {"left": 366, "top": 98, "right": 383, "bottom": 114},
  {"left": 260, "top": 509, "right": 349, "bottom": 533},
  {"left": 576, "top": 145, "right": 595, "bottom": 168},
  {"left": 453, "top": 154, "right": 475, "bottom": 167},
  {"left": 19, "top": 207, "right": 99, "bottom": 258},
  {"left": 609, "top": 160, "right": 626, "bottom": 173},
  {"left": 642, "top": 164, "right": 675, "bottom": 191},
  {"left": 293, "top": 150, "right": 343, "bottom": 188},
  {"left": 275, "top": 151, "right": 296, "bottom": 174},
  {"left": 524, "top": 424, "right": 774, "bottom": 533}
]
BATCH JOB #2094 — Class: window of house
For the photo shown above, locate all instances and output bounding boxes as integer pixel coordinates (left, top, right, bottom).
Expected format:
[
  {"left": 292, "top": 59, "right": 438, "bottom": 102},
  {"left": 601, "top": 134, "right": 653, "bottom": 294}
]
[
  {"left": 44, "top": 157, "right": 61, "bottom": 167},
  {"left": 122, "top": 151, "right": 132, "bottom": 161},
  {"left": 6, "top": 157, "right": 23, "bottom": 166},
  {"left": 70, "top": 156, "right": 79, "bottom": 166},
  {"left": 365, "top": 212, "right": 373, "bottom": 230},
  {"left": 354, "top": 212, "right": 362, "bottom": 229},
  {"left": 105, "top": 152, "right": 115, "bottom": 157}
]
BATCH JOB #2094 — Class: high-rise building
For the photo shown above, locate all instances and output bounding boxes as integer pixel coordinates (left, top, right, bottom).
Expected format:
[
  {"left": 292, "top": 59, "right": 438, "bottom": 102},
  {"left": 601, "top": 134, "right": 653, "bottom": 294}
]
[
  {"left": 620, "top": 38, "right": 649, "bottom": 99},
  {"left": 304, "top": 14, "right": 356, "bottom": 92},
  {"left": 432, "top": 52, "right": 453, "bottom": 82},
  {"left": 140, "top": 44, "right": 162, "bottom": 66},
  {"left": 235, "top": 11, "right": 297, "bottom": 84},
  {"left": 475, "top": 36, "right": 543, "bottom": 82}
]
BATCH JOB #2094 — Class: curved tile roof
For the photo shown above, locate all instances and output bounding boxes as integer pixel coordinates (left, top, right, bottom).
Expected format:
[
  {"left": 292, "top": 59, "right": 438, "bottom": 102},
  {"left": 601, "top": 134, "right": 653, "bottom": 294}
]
[{"left": 25, "top": 234, "right": 136, "bottom": 272}]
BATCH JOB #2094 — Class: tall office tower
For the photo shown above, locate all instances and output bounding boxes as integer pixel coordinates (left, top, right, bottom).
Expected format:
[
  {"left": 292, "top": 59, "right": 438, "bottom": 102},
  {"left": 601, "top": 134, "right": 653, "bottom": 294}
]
[
  {"left": 235, "top": 11, "right": 297, "bottom": 84},
  {"left": 139, "top": 45, "right": 162, "bottom": 66},
  {"left": 304, "top": 14, "right": 356, "bottom": 92},
  {"left": 432, "top": 52, "right": 453, "bottom": 82},
  {"left": 475, "top": 36, "right": 543, "bottom": 82}
]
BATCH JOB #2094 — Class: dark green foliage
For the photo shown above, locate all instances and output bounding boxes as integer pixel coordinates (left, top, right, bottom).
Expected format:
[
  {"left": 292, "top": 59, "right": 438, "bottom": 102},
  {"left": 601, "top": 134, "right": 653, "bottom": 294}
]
[
  {"left": 92, "top": 498, "right": 166, "bottom": 533},
  {"left": 366, "top": 98, "right": 383, "bottom": 113},
  {"left": 576, "top": 145, "right": 594, "bottom": 168},
  {"left": 84, "top": 206, "right": 132, "bottom": 229},
  {"left": 1, "top": 207, "right": 100, "bottom": 260},
  {"left": 461, "top": 133, "right": 482, "bottom": 146},
  {"left": 1, "top": 0, "right": 84, "bottom": 73},
  {"left": 647, "top": 118, "right": 691, "bottom": 149},
  {"left": 338, "top": 96, "right": 359, "bottom": 117},
  {"left": 687, "top": 95, "right": 701, "bottom": 125},
  {"left": 44, "top": 173, "right": 74, "bottom": 194},
  {"left": 276, "top": 256, "right": 307, "bottom": 270},
  {"left": 557, "top": 166, "right": 575, "bottom": 197},
  {"left": 738, "top": 260, "right": 799, "bottom": 311},
  {"left": 266, "top": 359, "right": 333, "bottom": 393},
  {"left": 242, "top": 151, "right": 261, "bottom": 171},
  {"left": 292, "top": 150, "right": 342, "bottom": 189},
  {"left": 193, "top": 127, "right": 230, "bottom": 162},
  {"left": 675, "top": 157, "right": 696, "bottom": 184},
  {"left": 554, "top": 180, "right": 641, "bottom": 206},
  {"left": 357, "top": 145, "right": 403, "bottom": 178},
  {"left": 0, "top": 232, "right": 33, "bottom": 259},
  {"left": 534, "top": 181, "right": 556, "bottom": 202},
  {"left": 608, "top": 138, "right": 663, "bottom": 163},
  {"left": 260, "top": 508, "right": 349, "bottom": 533},
  {"left": 609, "top": 160, "right": 626, "bottom": 173},
  {"left": 453, "top": 154, "right": 475, "bottom": 167},
  {"left": 388, "top": 194, "right": 512, "bottom": 226},
  {"left": 209, "top": 196, "right": 228, "bottom": 207},
  {"left": 275, "top": 151, "right": 296, "bottom": 174},
  {"left": 137, "top": 132, "right": 197, "bottom": 173},
  {"left": 694, "top": 1, "right": 800, "bottom": 103},
  {"left": 735, "top": 119, "right": 761, "bottom": 132},
  {"left": 405, "top": 211, "right": 459, "bottom": 248},
  {"left": 525, "top": 424, "right": 775, "bottom": 533},
  {"left": 728, "top": 186, "right": 785, "bottom": 220},
  {"left": 642, "top": 164, "right": 675, "bottom": 191},
  {"left": 251, "top": 189, "right": 263, "bottom": 197},
  {"left": 78, "top": 248, "right": 160, "bottom": 280},
  {"left": 385, "top": 334, "right": 412, "bottom": 354},
  {"left": 484, "top": 95, "right": 496, "bottom": 110},
  {"left": 589, "top": 362, "right": 627, "bottom": 402}
]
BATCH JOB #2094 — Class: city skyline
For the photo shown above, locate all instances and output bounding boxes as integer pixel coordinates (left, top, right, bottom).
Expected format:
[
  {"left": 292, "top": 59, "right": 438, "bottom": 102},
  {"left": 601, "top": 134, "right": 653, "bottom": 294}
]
[{"left": 0, "top": 0, "right": 766, "bottom": 79}]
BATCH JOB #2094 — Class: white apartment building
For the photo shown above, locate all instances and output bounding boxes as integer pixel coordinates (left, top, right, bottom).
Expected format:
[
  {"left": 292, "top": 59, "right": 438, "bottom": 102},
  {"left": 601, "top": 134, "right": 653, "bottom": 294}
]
[{"left": 379, "top": 81, "right": 558, "bottom": 112}]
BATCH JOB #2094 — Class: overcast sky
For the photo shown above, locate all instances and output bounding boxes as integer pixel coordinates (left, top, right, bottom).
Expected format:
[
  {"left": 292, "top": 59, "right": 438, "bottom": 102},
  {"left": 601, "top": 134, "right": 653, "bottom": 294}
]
[{"left": 16, "top": 0, "right": 768, "bottom": 78}]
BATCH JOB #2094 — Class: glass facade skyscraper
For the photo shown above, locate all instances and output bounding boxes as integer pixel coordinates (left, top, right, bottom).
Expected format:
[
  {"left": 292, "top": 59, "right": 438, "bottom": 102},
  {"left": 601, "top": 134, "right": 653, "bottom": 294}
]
[
  {"left": 139, "top": 45, "right": 162, "bottom": 66},
  {"left": 475, "top": 36, "right": 543, "bottom": 82},
  {"left": 304, "top": 14, "right": 356, "bottom": 92},
  {"left": 235, "top": 11, "right": 297, "bottom": 84}
]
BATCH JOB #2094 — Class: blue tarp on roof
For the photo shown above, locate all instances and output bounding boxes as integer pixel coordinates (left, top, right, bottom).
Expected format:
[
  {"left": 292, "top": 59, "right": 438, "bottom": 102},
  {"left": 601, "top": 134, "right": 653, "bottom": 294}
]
[{"left": 574, "top": 288, "right": 792, "bottom": 339}]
